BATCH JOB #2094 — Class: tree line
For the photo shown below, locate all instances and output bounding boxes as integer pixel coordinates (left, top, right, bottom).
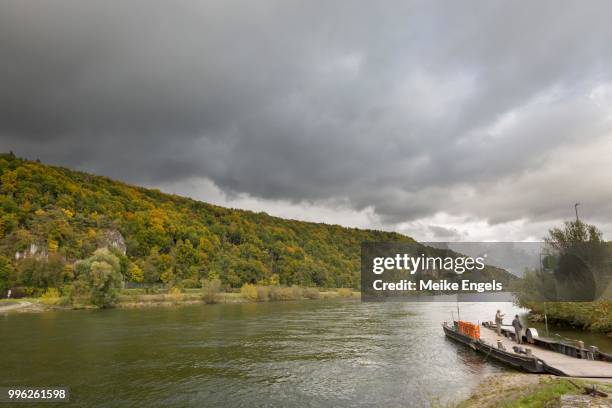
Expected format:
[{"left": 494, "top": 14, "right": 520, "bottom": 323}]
[{"left": 0, "top": 153, "right": 412, "bottom": 303}]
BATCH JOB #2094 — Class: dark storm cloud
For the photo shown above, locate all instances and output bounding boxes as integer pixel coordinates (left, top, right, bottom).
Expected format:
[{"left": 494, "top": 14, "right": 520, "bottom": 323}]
[{"left": 2, "top": 0, "right": 612, "bottom": 233}]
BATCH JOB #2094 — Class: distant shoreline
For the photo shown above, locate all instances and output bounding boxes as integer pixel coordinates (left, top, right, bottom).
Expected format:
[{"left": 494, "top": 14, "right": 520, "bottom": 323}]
[{"left": 0, "top": 289, "right": 360, "bottom": 314}]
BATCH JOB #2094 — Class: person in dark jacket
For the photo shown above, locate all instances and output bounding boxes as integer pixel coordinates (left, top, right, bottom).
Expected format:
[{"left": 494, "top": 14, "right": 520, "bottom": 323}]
[{"left": 512, "top": 315, "right": 523, "bottom": 344}]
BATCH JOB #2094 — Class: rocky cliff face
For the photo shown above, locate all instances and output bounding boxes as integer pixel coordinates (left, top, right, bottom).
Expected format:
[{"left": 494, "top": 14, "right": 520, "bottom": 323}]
[
  {"left": 15, "top": 243, "right": 48, "bottom": 261},
  {"left": 100, "top": 230, "right": 126, "bottom": 255}
]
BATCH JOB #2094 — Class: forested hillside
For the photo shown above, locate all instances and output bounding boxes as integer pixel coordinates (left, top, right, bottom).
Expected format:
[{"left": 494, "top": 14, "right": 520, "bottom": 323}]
[{"left": 0, "top": 153, "right": 412, "bottom": 294}]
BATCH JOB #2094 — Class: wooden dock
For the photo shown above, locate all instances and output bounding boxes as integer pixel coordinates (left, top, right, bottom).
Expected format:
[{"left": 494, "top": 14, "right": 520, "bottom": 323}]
[{"left": 479, "top": 326, "right": 612, "bottom": 378}]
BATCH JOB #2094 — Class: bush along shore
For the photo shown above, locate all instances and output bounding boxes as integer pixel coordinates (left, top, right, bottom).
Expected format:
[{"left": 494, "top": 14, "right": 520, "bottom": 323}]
[
  {"left": 512, "top": 218, "right": 612, "bottom": 338},
  {"left": 521, "top": 301, "right": 612, "bottom": 337},
  {"left": 118, "top": 284, "right": 358, "bottom": 309},
  {"left": 2, "top": 283, "right": 359, "bottom": 313}
]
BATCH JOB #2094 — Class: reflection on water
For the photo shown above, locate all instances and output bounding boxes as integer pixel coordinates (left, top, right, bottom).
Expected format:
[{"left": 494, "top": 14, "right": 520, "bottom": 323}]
[{"left": 1, "top": 300, "right": 610, "bottom": 407}]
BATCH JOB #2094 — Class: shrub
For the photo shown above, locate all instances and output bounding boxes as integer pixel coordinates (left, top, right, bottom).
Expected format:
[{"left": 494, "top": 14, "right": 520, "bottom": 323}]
[
  {"left": 269, "top": 286, "right": 287, "bottom": 301},
  {"left": 256, "top": 285, "right": 269, "bottom": 302},
  {"left": 40, "top": 287, "right": 60, "bottom": 305},
  {"left": 57, "top": 296, "right": 71, "bottom": 306},
  {"left": 144, "top": 287, "right": 162, "bottom": 294},
  {"left": 304, "top": 287, "right": 320, "bottom": 299},
  {"left": 240, "top": 283, "right": 258, "bottom": 301},
  {"left": 290, "top": 285, "right": 303, "bottom": 299},
  {"left": 181, "top": 278, "right": 200, "bottom": 289},
  {"left": 59, "top": 284, "right": 73, "bottom": 297},
  {"left": 269, "top": 286, "right": 307, "bottom": 301},
  {"left": 338, "top": 288, "right": 352, "bottom": 298},
  {"left": 201, "top": 278, "right": 222, "bottom": 304},
  {"left": 167, "top": 287, "right": 183, "bottom": 303}
]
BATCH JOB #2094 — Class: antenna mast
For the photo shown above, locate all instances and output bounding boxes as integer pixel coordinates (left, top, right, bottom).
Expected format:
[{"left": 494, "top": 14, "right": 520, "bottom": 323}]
[{"left": 574, "top": 203, "right": 580, "bottom": 221}]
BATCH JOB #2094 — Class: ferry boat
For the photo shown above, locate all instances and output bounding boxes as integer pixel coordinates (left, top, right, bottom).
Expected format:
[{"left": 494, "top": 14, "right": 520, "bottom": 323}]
[{"left": 442, "top": 320, "right": 612, "bottom": 378}]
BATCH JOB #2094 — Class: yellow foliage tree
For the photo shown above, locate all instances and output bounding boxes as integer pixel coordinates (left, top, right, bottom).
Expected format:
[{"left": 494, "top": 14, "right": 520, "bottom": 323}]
[
  {"left": 128, "top": 263, "right": 144, "bottom": 283},
  {"left": 48, "top": 239, "right": 59, "bottom": 253},
  {"left": 149, "top": 208, "right": 168, "bottom": 231}
]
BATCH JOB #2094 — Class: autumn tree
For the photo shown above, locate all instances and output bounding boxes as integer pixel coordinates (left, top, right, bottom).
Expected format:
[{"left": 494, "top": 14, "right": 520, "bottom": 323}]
[
  {"left": 128, "top": 263, "right": 144, "bottom": 283},
  {"left": 0, "top": 256, "right": 13, "bottom": 295},
  {"left": 74, "top": 248, "right": 123, "bottom": 308},
  {"left": 0, "top": 153, "right": 415, "bottom": 292},
  {"left": 172, "top": 239, "right": 200, "bottom": 280}
]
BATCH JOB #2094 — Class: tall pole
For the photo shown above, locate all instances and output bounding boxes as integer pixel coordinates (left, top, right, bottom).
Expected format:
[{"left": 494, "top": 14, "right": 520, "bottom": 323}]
[
  {"left": 539, "top": 250, "right": 549, "bottom": 336},
  {"left": 456, "top": 301, "right": 460, "bottom": 322},
  {"left": 574, "top": 203, "right": 580, "bottom": 221}
]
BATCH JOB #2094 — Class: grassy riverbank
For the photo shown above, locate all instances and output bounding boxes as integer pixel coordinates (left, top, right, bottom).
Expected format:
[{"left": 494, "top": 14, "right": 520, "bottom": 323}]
[
  {"left": 1, "top": 287, "right": 360, "bottom": 312},
  {"left": 521, "top": 301, "right": 612, "bottom": 336},
  {"left": 116, "top": 287, "right": 359, "bottom": 309},
  {"left": 453, "top": 374, "right": 612, "bottom": 408}
]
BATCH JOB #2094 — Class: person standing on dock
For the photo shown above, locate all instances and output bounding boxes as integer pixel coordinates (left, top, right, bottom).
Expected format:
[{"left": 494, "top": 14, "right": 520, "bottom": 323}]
[
  {"left": 495, "top": 310, "right": 504, "bottom": 335},
  {"left": 512, "top": 315, "right": 523, "bottom": 344}
]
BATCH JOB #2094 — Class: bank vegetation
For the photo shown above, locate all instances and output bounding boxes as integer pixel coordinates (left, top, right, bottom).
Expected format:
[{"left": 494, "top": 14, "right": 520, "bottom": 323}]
[
  {"left": 513, "top": 219, "right": 612, "bottom": 334},
  {"left": 0, "top": 153, "right": 401, "bottom": 307}
]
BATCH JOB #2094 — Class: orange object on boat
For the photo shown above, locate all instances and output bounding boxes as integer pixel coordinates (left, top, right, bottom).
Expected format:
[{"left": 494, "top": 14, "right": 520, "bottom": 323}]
[{"left": 457, "top": 320, "right": 480, "bottom": 340}]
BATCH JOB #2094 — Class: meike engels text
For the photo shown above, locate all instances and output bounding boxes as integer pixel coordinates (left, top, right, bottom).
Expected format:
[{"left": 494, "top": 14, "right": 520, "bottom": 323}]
[{"left": 372, "top": 279, "right": 503, "bottom": 293}]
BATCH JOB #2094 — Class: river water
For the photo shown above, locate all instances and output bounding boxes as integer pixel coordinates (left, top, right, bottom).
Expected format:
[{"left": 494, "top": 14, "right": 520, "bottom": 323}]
[{"left": 1, "top": 300, "right": 610, "bottom": 407}]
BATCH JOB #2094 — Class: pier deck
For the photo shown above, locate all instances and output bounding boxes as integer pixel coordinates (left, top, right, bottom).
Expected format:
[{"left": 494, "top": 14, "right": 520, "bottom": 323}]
[{"left": 479, "top": 327, "right": 612, "bottom": 378}]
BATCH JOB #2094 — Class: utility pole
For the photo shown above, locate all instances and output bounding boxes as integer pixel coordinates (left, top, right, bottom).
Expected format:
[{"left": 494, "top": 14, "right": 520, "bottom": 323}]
[
  {"left": 574, "top": 203, "right": 580, "bottom": 222},
  {"left": 539, "top": 247, "right": 549, "bottom": 336}
]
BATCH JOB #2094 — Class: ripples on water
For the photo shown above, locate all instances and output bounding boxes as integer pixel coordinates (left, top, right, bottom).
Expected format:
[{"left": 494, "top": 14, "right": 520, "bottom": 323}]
[{"left": 2, "top": 300, "right": 608, "bottom": 407}]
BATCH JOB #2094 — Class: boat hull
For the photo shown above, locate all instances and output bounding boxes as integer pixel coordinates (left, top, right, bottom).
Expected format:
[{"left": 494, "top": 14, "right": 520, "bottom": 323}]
[{"left": 443, "top": 323, "right": 547, "bottom": 374}]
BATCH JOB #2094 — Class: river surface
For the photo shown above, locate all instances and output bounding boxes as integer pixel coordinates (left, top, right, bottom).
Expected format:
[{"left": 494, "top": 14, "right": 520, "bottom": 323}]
[{"left": 1, "top": 300, "right": 611, "bottom": 407}]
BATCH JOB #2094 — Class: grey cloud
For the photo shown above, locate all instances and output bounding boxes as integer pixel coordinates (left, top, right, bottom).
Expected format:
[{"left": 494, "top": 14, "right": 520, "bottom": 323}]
[
  {"left": 2, "top": 0, "right": 612, "bottom": 235},
  {"left": 428, "top": 225, "right": 464, "bottom": 241}
]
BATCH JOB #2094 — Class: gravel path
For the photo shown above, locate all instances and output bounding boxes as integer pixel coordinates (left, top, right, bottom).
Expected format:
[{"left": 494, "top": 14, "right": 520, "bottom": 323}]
[{"left": 0, "top": 301, "right": 33, "bottom": 312}]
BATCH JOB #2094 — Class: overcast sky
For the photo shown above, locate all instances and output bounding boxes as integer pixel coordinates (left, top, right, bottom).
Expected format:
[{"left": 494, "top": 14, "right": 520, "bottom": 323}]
[{"left": 1, "top": 0, "right": 612, "bottom": 241}]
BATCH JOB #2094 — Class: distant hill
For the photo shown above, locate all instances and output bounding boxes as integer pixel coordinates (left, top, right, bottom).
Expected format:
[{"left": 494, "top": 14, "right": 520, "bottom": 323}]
[{"left": 0, "top": 153, "right": 413, "bottom": 289}]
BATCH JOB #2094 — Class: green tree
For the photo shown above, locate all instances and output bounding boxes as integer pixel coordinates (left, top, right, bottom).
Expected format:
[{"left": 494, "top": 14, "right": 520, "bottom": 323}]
[
  {"left": 517, "top": 220, "right": 611, "bottom": 304},
  {"left": 545, "top": 220, "right": 609, "bottom": 301},
  {"left": 0, "top": 256, "right": 14, "bottom": 295},
  {"left": 0, "top": 154, "right": 417, "bottom": 292},
  {"left": 160, "top": 268, "right": 175, "bottom": 285},
  {"left": 172, "top": 239, "right": 199, "bottom": 280},
  {"left": 15, "top": 254, "right": 65, "bottom": 289},
  {"left": 128, "top": 263, "right": 144, "bottom": 283},
  {"left": 75, "top": 248, "right": 123, "bottom": 308},
  {"left": 143, "top": 247, "right": 161, "bottom": 283},
  {"left": 546, "top": 219, "right": 604, "bottom": 251}
]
